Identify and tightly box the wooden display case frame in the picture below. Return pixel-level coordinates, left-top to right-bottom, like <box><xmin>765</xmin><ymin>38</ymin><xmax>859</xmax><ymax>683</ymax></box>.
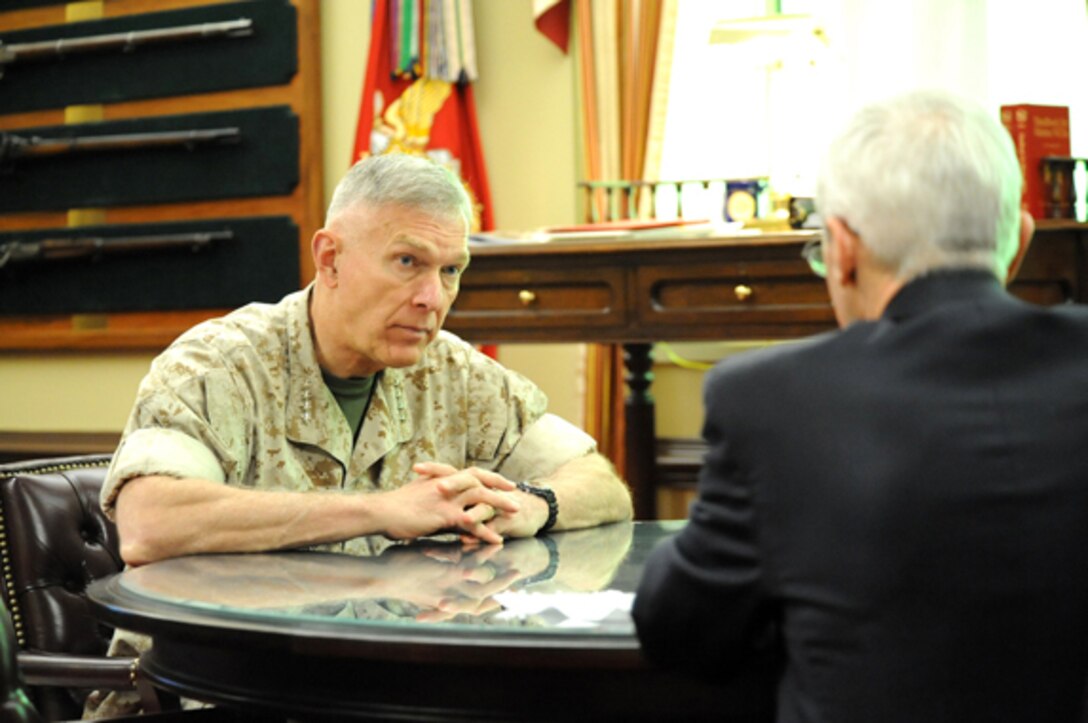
<box><xmin>0</xmin><ymin>0</ymin><xmax>324</xmax><ymax>351</ymax></box>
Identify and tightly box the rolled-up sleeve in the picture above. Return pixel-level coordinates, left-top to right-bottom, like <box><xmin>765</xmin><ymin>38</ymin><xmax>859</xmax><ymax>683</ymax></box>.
<box><xmin>498</xmin><ymin>413</ymin><xmax>597</xmax><ymax>482</ymax></box>
<box><xmin>101</xmin><ymin>355</ymin><xmax>251</xmax><ymax>519</ymax></box>
<box><xmin>102</xmin><ymin>427</ymin><xmax>225</xmax><ymax>519</ymax></box>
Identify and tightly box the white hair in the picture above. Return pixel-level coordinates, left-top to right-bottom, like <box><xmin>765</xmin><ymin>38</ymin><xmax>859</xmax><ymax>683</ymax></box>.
<box><xmin>326</xmin><ymin>153</ymin><xmax>474</xmax><ymax>228</ymax></box>
<box><xmin>816</xmin><ymin>90</ymin><xmax>1022</xmax><ymax>281</ymax></box>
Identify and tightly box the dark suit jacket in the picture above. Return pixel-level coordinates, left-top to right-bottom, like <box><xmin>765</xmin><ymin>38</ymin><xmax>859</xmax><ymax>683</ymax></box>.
<box><xmin>633</xmin><ymin>270</ymin><xmax>1088</xmax><ymax>723</ymax></box>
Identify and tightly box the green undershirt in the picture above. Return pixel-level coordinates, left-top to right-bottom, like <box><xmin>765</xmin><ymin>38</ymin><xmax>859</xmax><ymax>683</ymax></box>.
<box><xmin>321</xmin><ymin>369</ymin><xmax>376</xmax><ymax>442</ymax></box>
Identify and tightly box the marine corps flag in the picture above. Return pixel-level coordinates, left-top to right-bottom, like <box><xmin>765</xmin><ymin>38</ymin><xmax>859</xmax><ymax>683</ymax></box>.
<box><xmin>352</xmin><ymin>0</ymin><xmax>494</xmax><ymax>231</ymax></box>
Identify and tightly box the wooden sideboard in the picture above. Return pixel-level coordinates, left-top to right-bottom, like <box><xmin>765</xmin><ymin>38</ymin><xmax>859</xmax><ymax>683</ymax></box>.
<box><xmin>445</xmin><ymin>221</ymin><xmax>1088</xmax><ymax>519</ymax></box>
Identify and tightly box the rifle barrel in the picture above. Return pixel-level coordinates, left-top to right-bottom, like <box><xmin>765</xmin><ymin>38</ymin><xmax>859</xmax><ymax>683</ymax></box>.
<box><xmin>0</xmin><ymin>18</ymin><xmax>253</xmax><ymax>68</ymax></box>
<box><xmin>0</xmin><ymin>229</ymin><xmax>232</xmax><ymax>268</ymax></box>
<box><xmin>1</xmin><ymin>127</ymin><xmax>241</xmax><ymax>160</ymax></box>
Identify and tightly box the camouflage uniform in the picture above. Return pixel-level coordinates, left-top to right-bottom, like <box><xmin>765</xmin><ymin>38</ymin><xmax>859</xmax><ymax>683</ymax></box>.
<box><xmin>84</xmin><ymin>285</ymin><xmax>595</xmax><ymax>718</ymax></box>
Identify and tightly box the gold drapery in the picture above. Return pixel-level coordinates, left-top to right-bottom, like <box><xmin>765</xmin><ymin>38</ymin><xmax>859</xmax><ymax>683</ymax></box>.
<box><xmin>575</xmin><ymin>0</ymin><xmax>675</xmax><ymax>476</ymax></box>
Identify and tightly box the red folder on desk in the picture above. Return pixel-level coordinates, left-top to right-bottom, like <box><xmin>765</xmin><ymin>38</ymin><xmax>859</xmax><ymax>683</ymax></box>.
<box><xmin>543</xmin><ymin>218</ymin><xmax>709</xmax><ymax>233</ymax></box>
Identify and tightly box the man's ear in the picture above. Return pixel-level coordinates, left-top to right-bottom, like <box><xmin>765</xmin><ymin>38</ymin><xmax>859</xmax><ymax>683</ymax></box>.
<box><xmin>311</xmin><ymin>230</ymin><xmax>339</xmax><ymax>287</ymax></box>
<box><xmin>1004</xmin><ymin>210</ymin><xmax>1035</xmax><ymax>284</ymax></box>
<box><xmin>825</xmin><ymin>216</ymin><xmax>860</xmax><ymax>288</ymax></box>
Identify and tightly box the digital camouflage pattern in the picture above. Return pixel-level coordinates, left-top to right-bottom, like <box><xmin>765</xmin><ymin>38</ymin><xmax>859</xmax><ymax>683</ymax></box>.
<box><xmin>103</xmin><ymin>285</ymin><xmax>596</xmax><ymax>517</ymax></box>
<box><xmin>85</xmin><ymin>285</ymin><xmax>595</xmax><ymax>718</ymax></box>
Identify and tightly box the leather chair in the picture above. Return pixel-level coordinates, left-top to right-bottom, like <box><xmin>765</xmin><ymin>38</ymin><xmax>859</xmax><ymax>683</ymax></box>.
<box><xmin>0</xmin><ymin>454</ymin><xmax>157</xmax><ymax>721</ymax></box>
<box><xmin>1</xmin><ymin>598</ymin><xmax>42</xmax><ymax>723</ymax></box>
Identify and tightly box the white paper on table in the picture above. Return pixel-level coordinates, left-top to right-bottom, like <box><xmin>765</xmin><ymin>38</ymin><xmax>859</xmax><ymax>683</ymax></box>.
<box><xmin>493</xmin><ymin>590</ymin><xmax>635</xmax><ymax>629</ymax></box>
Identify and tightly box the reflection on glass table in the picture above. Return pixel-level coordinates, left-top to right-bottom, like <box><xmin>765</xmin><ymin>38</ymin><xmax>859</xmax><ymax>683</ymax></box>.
<box><xmin>88</xmin><ymin>521</ymin><xmax>774</xmax><ymax>721</ymax></box>
<box><xmin>110</xmin><ymin>520</ymin><xmax>673</xmax><ymax>639</ymax></box>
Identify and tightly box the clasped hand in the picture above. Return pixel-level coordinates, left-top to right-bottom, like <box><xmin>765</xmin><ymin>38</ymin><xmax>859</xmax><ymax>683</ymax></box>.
<box><xmin>381</xmin><ymin>462</ymin><xmax>547</xmax><ymax>545</ymax></box>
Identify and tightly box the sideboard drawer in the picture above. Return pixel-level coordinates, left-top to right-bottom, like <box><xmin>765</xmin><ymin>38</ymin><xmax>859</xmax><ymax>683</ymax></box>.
<box><xmin>636</xmin><ymin>261</ymin><xmax>835</xmax><ymax>337</ymax></box>
<box><xmin>449</xmin><ymin>267</ymin><xmax>627</xmax><ymax>337</ymax></box>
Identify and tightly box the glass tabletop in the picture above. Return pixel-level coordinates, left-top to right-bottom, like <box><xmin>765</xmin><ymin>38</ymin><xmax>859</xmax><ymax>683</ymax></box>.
<box><xmin>96</xmin><ymin>520</ymin><xmax>683</xmax><ymax>643</ymax></box>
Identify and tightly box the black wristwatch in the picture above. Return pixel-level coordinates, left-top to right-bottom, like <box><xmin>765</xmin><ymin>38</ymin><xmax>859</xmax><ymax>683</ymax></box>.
<box><xmin>515</xmin><ymin>482</ymin><xmax>558</xmax><ymax>533</ymax></box>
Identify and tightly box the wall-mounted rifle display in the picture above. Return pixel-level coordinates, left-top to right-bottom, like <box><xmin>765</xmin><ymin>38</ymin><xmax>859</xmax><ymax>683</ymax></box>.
<box><xmin>0</xmin><ymin>217</ymin><xmax>299</xmax><ymax>315</ymax></box>
<box><xmin>0</xmin><ymin>0</ymin><xmax>297</xmax><ymax>113</ymax></box>
<box><xmin>0</xmin><ymin>0</ymin><xmax>322</xmax><ymax>351</ymax></box>
<box><xmin>0</xmin><ymin>17</ymin><xmax>254</xmax><ymax>77</ymax></box>
<box><xmin>0</xmin><ymin>106</ymin><xmax>298</xmax><ymax>212</ymax></box>
<box><xmin>0</xmin><ymin>229</ymin><xmax>231</xmax><ymax>269</ymax></box>
<box><xmin>0</xmin><ymin>127</ymin><xmax>240</xmax><ymax>165</ymax></box>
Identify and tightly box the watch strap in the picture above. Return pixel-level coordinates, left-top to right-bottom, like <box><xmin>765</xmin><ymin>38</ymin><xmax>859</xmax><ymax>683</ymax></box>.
<box><xmin>515</xmin><ymin>481</ymin><xmax>558</xmax><ymax>533</ymax></box>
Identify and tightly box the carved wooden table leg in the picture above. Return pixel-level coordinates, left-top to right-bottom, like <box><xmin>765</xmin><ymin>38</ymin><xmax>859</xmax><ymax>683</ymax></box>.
<box><xmin>623</xmin><ymin>342</ymin><xmax>657</xmax><ymax>519</ymax></box>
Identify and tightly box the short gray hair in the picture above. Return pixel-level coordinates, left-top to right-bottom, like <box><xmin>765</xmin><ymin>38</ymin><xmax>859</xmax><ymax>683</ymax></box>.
<box><xmin>816</xmin><ymin>90</ymin><xmax>1022</xmax><ymax>281</ymax></box>
<box><xmin>326</xmin><ymin>153</ymin><xmax>474</xmax><ymax>228</ymax></box>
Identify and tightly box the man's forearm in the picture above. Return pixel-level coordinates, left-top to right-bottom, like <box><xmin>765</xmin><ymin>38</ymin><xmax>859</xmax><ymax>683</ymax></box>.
<box><xmin>115</xmin><ymin>467</ymin><xmax>524</xmax><ymax>565</ymax></box>
<box><xmin>535</xmin><ymin>453</ymin><xmax>633</xmax><ymax>531</ymax></box>
<box><xmin>115</xmin><ymin>475</ymin><xmax>380</xmax><ymax>566</ymax></box>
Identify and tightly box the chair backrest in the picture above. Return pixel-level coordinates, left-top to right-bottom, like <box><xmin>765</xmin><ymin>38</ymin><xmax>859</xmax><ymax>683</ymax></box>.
<box><xmin>0</xmin><ymin>454</ymin><xmax>120</xmax><ymax>719</ymax></box>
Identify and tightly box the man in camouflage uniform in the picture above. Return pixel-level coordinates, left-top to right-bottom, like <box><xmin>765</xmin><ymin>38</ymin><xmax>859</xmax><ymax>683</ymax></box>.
<box><xmin>85</xmin><ymin>154</ymin><xmax>632</xmax><ymax>717</ymax></box>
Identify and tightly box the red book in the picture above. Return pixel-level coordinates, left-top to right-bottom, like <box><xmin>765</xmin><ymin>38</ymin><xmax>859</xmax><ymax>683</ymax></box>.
<box><xmin>1000</xmin><ymin>104</ymin><xmax>1071</xmax><ymax>219</ymax></box>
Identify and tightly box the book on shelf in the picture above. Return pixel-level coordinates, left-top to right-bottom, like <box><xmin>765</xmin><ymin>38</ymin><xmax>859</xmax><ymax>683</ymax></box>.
<box><xmin>1000</xmin><ymin>104</ymin><xmax>1071</xmax><ymax>219</ymax></box>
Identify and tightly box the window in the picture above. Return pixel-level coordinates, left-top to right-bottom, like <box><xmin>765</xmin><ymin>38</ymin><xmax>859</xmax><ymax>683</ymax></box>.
<box><xmin>655</xmin><ymin>0</ymin><xmax>1088</xmax><ymax>221</ymax></box>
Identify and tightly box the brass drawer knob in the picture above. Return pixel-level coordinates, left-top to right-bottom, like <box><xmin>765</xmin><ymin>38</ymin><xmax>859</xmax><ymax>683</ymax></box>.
<box><xmin>518</xmin><ymin>289</ymin><xmax>537</xmax><ymax>306</ymax></box>
<box><xmin>734</xmin><ymin>284</ymin><xmax>753</xmax><ymax>301</ymax></box>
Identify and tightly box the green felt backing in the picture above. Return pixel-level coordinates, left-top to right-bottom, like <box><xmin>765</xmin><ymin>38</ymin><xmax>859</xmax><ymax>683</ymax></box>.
<box><xmin>0</xmin><ymin>216</ymin><xmax>301</xmax><ymax>314</ymax></box>
<box><xmin>0</xmin><ymin>105</ymin><xmax>299</xmax><ymax>212</ymax></box>
<box><xmin>0</xmin><ymin>1</ymin><xmax>297</xmax><ymax>113</ymax></box>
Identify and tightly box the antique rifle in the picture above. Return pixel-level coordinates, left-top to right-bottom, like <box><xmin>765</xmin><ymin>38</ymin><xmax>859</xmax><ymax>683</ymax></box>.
<box><xmin>0</xmin><ymin>229</ymin><xmax>232</xmax><ymax>269</ymax></box>
<box><xmin>0</xmin><ymin>126</ymin><xmax>241</xmax><ymax>166</ymax></box>
<box><xmin>0</xmin><ymin>18</ymin><xmax>253</xmax><ymax>78</ymax></box>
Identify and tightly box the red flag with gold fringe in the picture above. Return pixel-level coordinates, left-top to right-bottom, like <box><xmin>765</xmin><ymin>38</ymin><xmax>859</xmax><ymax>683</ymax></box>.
<box><xmin>352</xmin><ymin>0</ymin><xmax>494</xmax><ymax>232</ymax></box>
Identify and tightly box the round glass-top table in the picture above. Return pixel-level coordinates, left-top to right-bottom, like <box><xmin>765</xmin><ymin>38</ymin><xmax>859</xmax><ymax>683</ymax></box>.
<box><xmin>88</xmin><ymin>521</ymin><xmax>773</xmax><ymax>721</ymax></box>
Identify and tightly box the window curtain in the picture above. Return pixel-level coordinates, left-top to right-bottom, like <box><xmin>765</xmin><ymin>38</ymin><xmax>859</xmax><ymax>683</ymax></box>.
<box><xmin>574</xmin><ymin>0</ymin><xmax>676</xmax><ymax>476</ymax></box>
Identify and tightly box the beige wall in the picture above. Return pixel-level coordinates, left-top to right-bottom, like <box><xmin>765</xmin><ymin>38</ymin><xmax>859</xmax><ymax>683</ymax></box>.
<box><xmin>472</xmin><ymin>0</ymin><xmax>585</xmax><ymax>427</ymax></box>
<box><xmin>0</xmin><ymin>0</ymin><xmax>628</xmax><ymax>436</ymax></box>
<box><xmin>0</xmin><ymin>353</ymin><xmax>152</xmax><ymax>432</ymax></box>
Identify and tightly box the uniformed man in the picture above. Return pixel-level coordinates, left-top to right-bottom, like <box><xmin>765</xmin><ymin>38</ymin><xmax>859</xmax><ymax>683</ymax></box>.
<box><xmin>84</xmin><ymin>154</ymin><xmax>632</xmax><ymax>717</ymax></box>
<box><xmin>105</xmin><ymin>152</ymin><xmax>632</xmax><ymax>564</ymax></box>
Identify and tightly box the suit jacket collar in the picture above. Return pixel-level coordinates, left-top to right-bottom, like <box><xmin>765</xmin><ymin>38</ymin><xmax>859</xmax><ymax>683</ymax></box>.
<box><xmin>882</xmin><ymin>269</ymin><xmax>1005</xmax><ymax>323</ymax></box>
